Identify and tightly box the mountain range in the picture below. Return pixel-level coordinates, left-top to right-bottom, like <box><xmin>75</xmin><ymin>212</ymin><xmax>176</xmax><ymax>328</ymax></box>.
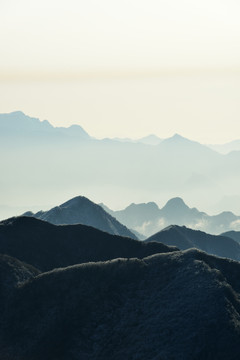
<box><xmin>21</xmin><ymin>194</ymin><xmax>240</xmax><ymax>262</ymax></box>
<box><xmin>23</xmin><ymin>195</ymin><xmax>240</xmax><ymax>239</ymax></box>
<box><xmin>0</xmin><ymin>209</ymin><xmax>240</xmax><ymax>357</ymax></box>
<box><xmin>101</xmin><ymin>197</ymin><xmax>240</xmax><ymax>237</ymax></box>
<box><xmin>2</xmin><ymin>111</ymin><xmax>240</xmax><ymax>217</ymax></box>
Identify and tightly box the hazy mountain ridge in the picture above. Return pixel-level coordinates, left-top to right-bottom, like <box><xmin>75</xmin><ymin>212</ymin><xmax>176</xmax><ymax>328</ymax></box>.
<box><xmin>208</xmin><ymin>139</ymin><xmax>240</xmax><ymax>154</ymax></box>
<box><xmin>2</xmin><ymin>111</ymin><xmax>240</xmax><ymax>218</ymax></box>
<box><xmin>145</xmin><ymin>225</ymin><xmax>240</xmax><ymax>261</ymax></box>
<box><xmin>101</xmin><ymin>197</ymin><xmax>240</xmax><ymax>237</ymax></box>
<box><xmin>0</xmin><ymin>111</ymin><xmax>90</xmax><ymax>143</ymax></box>
<box><xmin>1</xmin><ymin>249</ymin><xmax>240</xmax><ymax>359</ymax></box>
<box><xmin>23</xmin><ymin>196</ymin><xmax>137</xmax><ymax>239</ymax></box>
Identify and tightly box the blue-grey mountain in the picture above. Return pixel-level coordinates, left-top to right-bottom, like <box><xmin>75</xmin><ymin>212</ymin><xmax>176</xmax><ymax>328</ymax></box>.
<box><xmin>101</xmin><ymin>197</ymin><xmax>240</xmax><ymax>237</ymax></box>
<box><xmin>24</xmin><ymin>196</ymin><xmax>137</xmax><ymax>239</ymax></box>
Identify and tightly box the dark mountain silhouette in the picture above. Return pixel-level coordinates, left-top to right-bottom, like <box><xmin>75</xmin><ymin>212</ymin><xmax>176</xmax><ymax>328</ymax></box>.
<box><xmin>0</xmin><ymin>254</ymin><xmax>39</xmax><ymax>308</ymax></box>
<box><xmin>101</xmin><ymin>197</ymin><xmax>240</xmax><ymax>237</ymax></box>
<box><xmin>0</xmin><ymin>216</ymin><xmax>177</xmax><ymax>272</ymax></box>
<box><xmin>145</xmin><ymin>225</ymin><xmax>240</xmax><ymax>261</ymax></box>
<box><xmin>221</xmin><ymin>230</ymin><xmax>240</xmax><ymax>244</ymax></box>
<box><xmin>24</xmin><ymin>196</ymin><xmax>137</xmax><ymax>239</ymax></box>
<box><xmin>1</xmin><ymin>249</ymin><xmax>240</xmax><ymax>359</ymax></box>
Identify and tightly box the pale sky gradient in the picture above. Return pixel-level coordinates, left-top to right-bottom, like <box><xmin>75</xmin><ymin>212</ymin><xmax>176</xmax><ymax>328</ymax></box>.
<box><xmin>1</xmin><ymin>0</ymin><xmax>240</xmax><ymax>142</ymax></box>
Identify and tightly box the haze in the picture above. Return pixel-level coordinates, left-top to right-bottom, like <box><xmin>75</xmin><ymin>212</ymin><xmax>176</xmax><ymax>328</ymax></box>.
<box><xmin>1</xmin><ymin>0</ymin><xmax>240</xmax><ymax>142</ymax></box>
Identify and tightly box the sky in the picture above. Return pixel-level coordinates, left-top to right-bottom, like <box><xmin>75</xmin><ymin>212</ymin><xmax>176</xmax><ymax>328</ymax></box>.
<box><xmin>1</xmin><ymin>0</ymin><xmax>240</xmax><ymax>143</ymax></box>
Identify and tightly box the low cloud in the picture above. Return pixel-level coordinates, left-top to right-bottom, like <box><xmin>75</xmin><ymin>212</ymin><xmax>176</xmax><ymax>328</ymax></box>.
<box><xmin>230</xmin><ymin>220</ymin><xmax>240</xmax><ymax>230</ymax></box>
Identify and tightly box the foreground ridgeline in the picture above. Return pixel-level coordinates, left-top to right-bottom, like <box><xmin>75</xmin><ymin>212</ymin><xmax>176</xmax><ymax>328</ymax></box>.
<box><xmin>1</xmin><ymin>249</ymin><xmax>240</xmax><ymax>359</ymax></box>
<box><xmin>0</xmin><ymin>216</ymin><xmax>177</xmax><ymax>271</ymax></box>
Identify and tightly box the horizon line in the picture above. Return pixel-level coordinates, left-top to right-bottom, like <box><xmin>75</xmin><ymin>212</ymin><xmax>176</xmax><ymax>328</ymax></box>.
<box><xmin>1</xmin><ymin>67</ymin><xmax>240</xmax><ymax>82</ymax></box>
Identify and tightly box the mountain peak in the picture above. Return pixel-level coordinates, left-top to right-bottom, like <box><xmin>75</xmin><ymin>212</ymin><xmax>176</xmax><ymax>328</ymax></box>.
<box><xmin>172</xmin><ymin>133</ymin><xmax>184</xmax><ymax>139</ymax></box>
<box><xmin>138</xmin><ymin>134</ymin><xmax>162</xmax><ymax>145</ymax></box>
<box><xmin>161</xmin><ymin>224</ymin><xmax>186</xmax><ymax>232</ymax></box>
<box><xmin>60</xmin><ymin>196</ymin><xmax>91</xmax><ymax>208</ymax></box>
<box><xmin>163</xmin><ymin>197</ymin><xmax>189</xmax><ymax>210</ymax></box>
<box><xmin>165</xmin><ymin>133</ymin><xmax>190</xmax><ymax>143</ymax></box>
<box><xmin>24</xmin><ymin>195</ymin><xmax>137</xmax><ymax>239</ymax></box>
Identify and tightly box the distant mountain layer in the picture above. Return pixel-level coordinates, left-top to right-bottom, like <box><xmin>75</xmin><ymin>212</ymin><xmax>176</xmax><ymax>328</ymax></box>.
<box><xmin>24</xmin><ymin>196</ymin><xmax>137</xmax><ymax>239</ymax></box>
<box><xmin>0</xmin><ymin>216</ymin><xmax>177</xmax><ymax>271</ymax></box>
<box><xmin>208</xmin><ymin>139</ymin><xmax>240</xmax><ymax>154</ymax></box>
<box><xmin>0</xmin><ymin>111</ymin><xmax>90</xmax><ymax>142</ymax></box>
<box><xmin>145</xmin><ymin>225</ymin><xmax>240</xmax><ymax>261</ymax></box>
<box><xmin>101</xmin><ymin>197</ymin><xmax>240</xmax><ymax>237</ymax></box>
<box><xmin>2</xmin><ymin>111</ymin><xmax>240</xmax><ymax>220</ymax></box>
<box><xmin>1</xmin><ymin>249</ymin><xmax>240</xmax><ymax>359</ymax></box>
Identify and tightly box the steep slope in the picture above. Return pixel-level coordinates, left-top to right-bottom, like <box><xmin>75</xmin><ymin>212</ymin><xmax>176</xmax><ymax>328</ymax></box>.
<box><xmin>0</xmin><ymin>216</ymin><xmax>177</xmax><ymax>271</ymax></box>
<box><xmin>145</xmin><ymin>225</ymin><xmax>240</xmax><ymax>261</ymax></box>
<box><xmin>24</xmin><ymin>196</ymin><xmax>137</xmax><ymax>239</ymax></box>
<box><xmin>1</xmin><ymin>250</ymin><xmax>240</xmax><ymax>359</ymax></box>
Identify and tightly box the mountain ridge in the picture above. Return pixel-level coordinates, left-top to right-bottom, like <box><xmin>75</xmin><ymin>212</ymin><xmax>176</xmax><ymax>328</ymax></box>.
<box><xmin>145</xmin><ymin>224</ymin><xmax>240</xmax><ymax>261</ymax></box>
<box><xmin>0</xmin><ymin>216</ymin><xmax>177</xmax><ymax>271</ymax></box>
<box><xmin>1</xmin><ymin>249</ymin><xmax>240</xmax><ymax>359</ymax></box>
<box><xmin>101</xmin><ymin>197</ymin><xmax>240</xmax><ymax>237</ymax></box>
<box><xmin>23</xmin><ymin>195</ymin><xmax>137</xmax><ymax>239</ymax></box>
